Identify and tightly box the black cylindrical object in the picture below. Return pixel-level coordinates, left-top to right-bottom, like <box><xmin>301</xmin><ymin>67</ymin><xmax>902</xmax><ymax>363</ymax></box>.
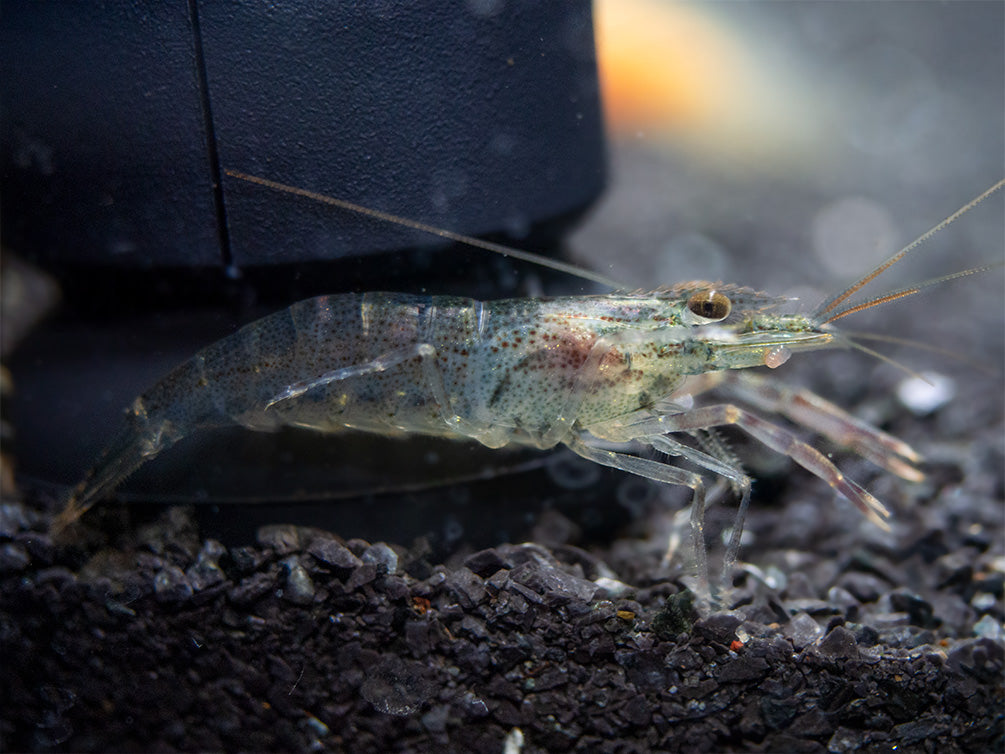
<box><xmin>2</xmin><ymin>2</ymin><xmax>607</xmax><ymax>271</ymax></box>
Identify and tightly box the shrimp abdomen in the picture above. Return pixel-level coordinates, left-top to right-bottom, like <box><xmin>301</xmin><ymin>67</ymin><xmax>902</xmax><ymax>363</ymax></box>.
<box><xmin>57</xmin><ymin>292</ymin><xmax>492</xmax><ymax>529</ymax></box>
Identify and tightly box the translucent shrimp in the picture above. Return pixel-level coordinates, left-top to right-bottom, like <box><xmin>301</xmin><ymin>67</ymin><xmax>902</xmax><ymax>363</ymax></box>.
<box><xmin>55</xmin><ymin>175</ymin><xmax>1004</xmax><ymax>591</ymax></box>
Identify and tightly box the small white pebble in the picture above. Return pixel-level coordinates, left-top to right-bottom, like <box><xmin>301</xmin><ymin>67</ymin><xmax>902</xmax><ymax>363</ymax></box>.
<box><xmin>973</xmin><ymin>615</ymin><xmax>1005</xmax><ymax>641</ymax></box>
<box><xmin>503</xmin><ymin>727</ymin><xmax>525</xmax><ymax>754</ymax></box>
<box><xmin>896</xmin><ymin>372</ymin><xmax>955</xmax><ymax>415</ymax></box>
<box><xmin>593</xmin><ymin>576</ymin><xmax>632</xmax><ymax>596</ymax></box>
<box><xmin>764</xmin><ymin>565</ymin><xmax>787</xmax><ymax>591</ymax></box>
<box><xmin>971</xmin><ymin>592</ymin><xmax>997</xmax><ymax>611</ymax></box>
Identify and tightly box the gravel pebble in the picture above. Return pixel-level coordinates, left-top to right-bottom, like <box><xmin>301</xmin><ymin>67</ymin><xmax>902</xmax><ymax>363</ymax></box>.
<box><xmin>307</xmin><ymin>537</ymin><xmax>362</xmax><ymax>572</ymax></box>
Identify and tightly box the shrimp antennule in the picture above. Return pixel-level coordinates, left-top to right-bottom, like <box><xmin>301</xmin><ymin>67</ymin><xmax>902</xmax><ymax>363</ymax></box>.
<box><xmin>814</xmin><ymin>179</ymin><xmax>1004</xmax><ymax>320</ymax></box>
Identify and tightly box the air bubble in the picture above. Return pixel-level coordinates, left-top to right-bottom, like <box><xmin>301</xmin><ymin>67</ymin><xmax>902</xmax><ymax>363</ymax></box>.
<box><xmin>811</xmin><ymin>197</ymin><xmax>895</xmax><ymax>277</ymax></box>
<box><xmin>547</xmin><ymin>451</ymin><xmax>602</xmax><ymax>490</ymax></box>
<box><xmin>616</xmin><ymin>476</ymin><xmax>656</xmax><ymax>515</ymax></box>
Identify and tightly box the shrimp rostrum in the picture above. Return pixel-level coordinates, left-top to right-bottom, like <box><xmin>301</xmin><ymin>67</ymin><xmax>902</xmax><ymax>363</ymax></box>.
<box><xmin>57</xmin><ymin>176</ymin><xmax>1003</xmax><ymax>588</ymax></box>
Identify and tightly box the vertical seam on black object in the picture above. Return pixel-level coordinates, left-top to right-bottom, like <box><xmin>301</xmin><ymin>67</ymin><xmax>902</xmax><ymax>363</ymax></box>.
<box><xmin>188</xmin><ymin>0</ymin><xmax>233</xmax><ymax>269</ymax></box>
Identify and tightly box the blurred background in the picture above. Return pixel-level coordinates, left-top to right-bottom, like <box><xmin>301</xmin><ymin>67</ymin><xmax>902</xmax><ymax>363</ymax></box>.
<box><xmin>582</xmin><ymin>0</ymin><xmax>1002</xmax><ymax>294</ymax></box>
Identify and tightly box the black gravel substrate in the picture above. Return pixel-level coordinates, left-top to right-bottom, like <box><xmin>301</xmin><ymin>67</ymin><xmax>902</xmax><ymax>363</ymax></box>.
<box><xmin>1</xmin><ymin>413</ymin><xmax>1003</xmax><ymax>754</ymax></box>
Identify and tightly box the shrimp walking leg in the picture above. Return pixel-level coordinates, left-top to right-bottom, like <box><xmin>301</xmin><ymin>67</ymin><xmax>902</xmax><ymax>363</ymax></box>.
<box><xmin>605</xmin><ymin>405</ymin><xmax>891</xmax><ymax>529</ymax></box>
<box><xmin>667</xmin><ymin>370</ymin><xmax>922</xmax><ymax>479</ymax></box>
<box><xmin>565</xmin><ymin>435</ymin><xmax>714</xmax><ymax>593</ymax></box>
<box><xmin>716</xmin><ymin>372</ymin><xmax>923</xmax><ymax>480</ymax></box>
<box><xmin>645</xmin><ymin>435</ymin><xmax>752</xmax><ymax>576</ymax></box>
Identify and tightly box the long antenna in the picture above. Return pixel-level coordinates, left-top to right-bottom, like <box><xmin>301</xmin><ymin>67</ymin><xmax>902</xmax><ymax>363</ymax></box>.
<box><xmin>820</xmin><ymin>263</ymin><xmax>999</xmax><ymax>324</ymax></box>
<box><xmin>224</xmin><ymin>169</ymin><xmax>625</xmax><ymax>290</ymax></box>
<box><xmin>815</xmin><ymin>179</ymin><xmax>1004</xmax><ymax>319</ymax></box>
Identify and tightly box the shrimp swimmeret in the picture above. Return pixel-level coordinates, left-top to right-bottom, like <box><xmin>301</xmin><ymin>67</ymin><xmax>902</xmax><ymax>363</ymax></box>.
<box><xmin>56</xmin><ymin>174</ymin><xmax>1004</xmax><ymax>589</ymax></box>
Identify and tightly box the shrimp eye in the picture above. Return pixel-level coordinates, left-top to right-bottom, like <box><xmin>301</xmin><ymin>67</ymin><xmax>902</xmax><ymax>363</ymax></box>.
<box><xmin>686</xmin><ymin>290</ymin><xmax>731</xmax><ymax>321</ymax></box>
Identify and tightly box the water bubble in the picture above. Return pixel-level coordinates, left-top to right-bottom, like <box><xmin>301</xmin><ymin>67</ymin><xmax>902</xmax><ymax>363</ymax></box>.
<box><xmin>811</xmin><ymin>196</ymin><xmax>896</xmax><ymax>278</ymax></box>
<box><xmin>616</xmin><ymin>476</ymin><xmax>656</xmax><ymax>516</ymax></box>
<box><xmin>442</xmin><ymin>515</ymin><xmax>465</xmax><ymax>546</ymax></box>
<box><xmin>658</xmin><ymin>232</ymin><xmax>728</xmax><ymax>284</ymax></box>
<box><xmin>547</xmin><ymin>450</ymin><xmax>602</xmax><ymax>490</ymax></box>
